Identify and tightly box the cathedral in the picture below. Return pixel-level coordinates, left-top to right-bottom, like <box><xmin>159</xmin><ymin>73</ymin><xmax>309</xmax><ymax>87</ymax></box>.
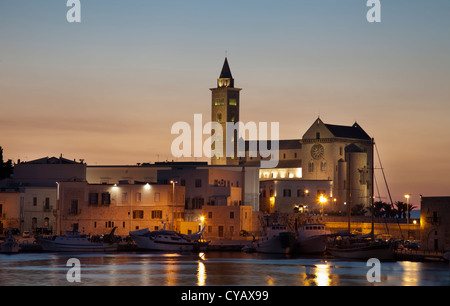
<box><xmin>210</xmin><ymin>58</ymin><xmax>374</xmax><ymax>215</ymax></box>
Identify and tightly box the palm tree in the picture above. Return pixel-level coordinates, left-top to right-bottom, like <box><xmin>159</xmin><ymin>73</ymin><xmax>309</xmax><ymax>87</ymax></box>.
<box><xmin>351</xmin><ymin>203</ymin><xmax>368</xmax><ymax>216</ymax></box>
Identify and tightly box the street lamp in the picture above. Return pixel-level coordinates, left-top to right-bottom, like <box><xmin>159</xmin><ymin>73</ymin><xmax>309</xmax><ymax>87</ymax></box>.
<box><xmin>170</xmin><ymin>180</ymin><xmax>178</xmax><ymax>231</ymax></box>
<box><xmin>404</xmin><ymin>194</ymin><xmax>411</xmax><ymax>225</ymax></box>
<box><xmin>319</xmin><ymin>195</ymin><xmax>327</xmax><ymax>216</ymax></box>
<box><xmin>404</xmin><ymin>194</ymin><xmax>411</xmax><ymax>239</ymax></box>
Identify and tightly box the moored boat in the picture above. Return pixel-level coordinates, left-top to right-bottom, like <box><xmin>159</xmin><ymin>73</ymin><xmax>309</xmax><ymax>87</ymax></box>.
<box><xmin>0</xmin><ymin>231</ymin><xmax>20</xmax><ymax>254</ymax></box>
<box><xmin>326</xmin><ymin>232</ymin><xmax>395</xmax><ymax>260</ymax></box>
<box><xmin>130</xmin><ymin>226</ymin><xmax>209</xmax><ymax>252</ymax></box>
<box><xmin>35</xmin><ymin>227</ymin><xmax>119</xmax><ymax>252</ymax></box>
<box><xmin>295</xmin><ymin>223</ymin><xmax>330</xmax><ymax>254</ymax></box>
<box><xmin>253</xmin><ymin>224</ymin><xmax>296</xmax><ymax>254</ymax></box>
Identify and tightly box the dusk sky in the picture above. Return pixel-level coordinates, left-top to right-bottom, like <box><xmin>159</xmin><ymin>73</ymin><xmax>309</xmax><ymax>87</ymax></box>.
<box><xmin>1</xmin><ymin>0</ymin><xmax>449</xmax><ymax>206</ymax></box>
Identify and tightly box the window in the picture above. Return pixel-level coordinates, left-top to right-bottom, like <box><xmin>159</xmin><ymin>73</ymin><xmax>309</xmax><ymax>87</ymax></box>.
<box><xmin>214</xmin><ymin>98</ymin><xmax>225</xmax><ymax>106</ymax></box>
<box><xmin>154</xmin><ymin>192</ymin><xmax>160</xmax><ymax>202</ymax></box>
<box><xmin>208</xmin><ymin>212</ymin><xmax>213</xmax><ymax>219</ymax></box>
<box><xmin>230</xmin><ymin>212</ymin><xmax>235</xmax><ymax>219</ymax></box>
<box><xmin>297</xmin><ymin>189</ymin><xmax>305</xmax><ymax>197</ymax></box>
<box><xmin>33</xmin><ymin>197</ymin><xmax>37</xmax><ymax>206</ymax></box>
<box><xmin>136</xmin><ymin>192</ymin><xmax>141</xmax><ymax>202</ymax></box>
<box><xmin>308</xmin><ymin>161</ymin><xmax>314</xmax><ymax>172</ymax></box>
<box><xmin>195</xmin><ymin>179</ymin><xmax>202</xmax><ymax>188</ymax></box>
<box><xmin>133</xmin><ymin>210</ymin><xmax>144</xmax><ymax>219</ymax></box>
<box><xmin>44</xmin><ymin>197</ymin><xmax>51</xmax><ymax>210</ymax></box>
<box><xmin>321</xmin><ymin>161</ymin><xmax>327</xmax><ymax>171</ymax></box>
<box><xmin>229</xmin><ymin>99</ymin><xmax>237</xmax><ymax>106</ymax></box>
<box><xmin>70</xmin><ymin>200</ymin><xmax>78</xmax><ymax>214</ymax></box>
<box><xmin>89</xmin><ymin>193</ymin><xmax>98</xmax><ymax>205</ymax></box>
<box><xmin>122</xmin><ymin>193</ymin><xmax>128</xmax><ymax>202</ymax></box>
<box><xmin>217</xmin><ymin>113</ymin><xmax>222</xmax><ymax>122</ymax></box>
<box><xmin>151</xmin><ymin>210</ymin><xmax>162</xmax><ymax>219</ymax></box>
<box><xmin>316</xmin><ymin>132</ymin><xmax>320</xmax><ymax>139</ymax></box>
<box><xmin>191</xmin><ymin>197</ymin><xmax>204</xmax><ymax>209</ymax></box>
<box><xmin>101</xmin><ymin>193</ymin><xmax>111</xmax><ymax>205</ymax></box>
<box><xmin>283</xmin><ymin>189</ymin><xmax>291</xmax><ymax>197</ymax></box>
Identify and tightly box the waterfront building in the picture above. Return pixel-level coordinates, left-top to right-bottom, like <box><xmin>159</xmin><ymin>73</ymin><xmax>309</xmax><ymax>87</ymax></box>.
<box><xmin>86</xmin><ymin>162</ymin><xmax>261</xmax><ymax>238</ymax></box>
<box><xmin>0</xmin><ymin>156</ymin><xmax>85</xmax><ymax>234</ymax></box>
<box><xmin>201</xmin><ymin>205</ymin><xmax>253</xmax><ymax>240</ymax></box>
<box><xmin>420</xmin><ymin>196</ymin><xmax>450</xmax><ymax>252</ymax></box>
<box><xmin>57</xmin><ymin>181</ymin><xmax>187</xmax><ymax>236</ymax></box>
<box><xmin>0</xmin><ymin>189</ymin><xmax>21</xmax><ymax>232</ymax></box>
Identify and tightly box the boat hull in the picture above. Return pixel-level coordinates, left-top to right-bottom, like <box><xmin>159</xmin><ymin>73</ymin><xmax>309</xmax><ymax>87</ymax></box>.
<box><xmin>130</xmin><ymin>235</ymin><xmax>201</xmax><ymax>252</ymax></box>
<box><xmin>327</xmin><ymin>243</ymin><xmax>395</xmax><ymax>260</ymax></box>
<box><xmin>35</xmin><ymin>237</ymin><xmax>118</xmax><ymax>252</ymax></box>
<box><xmin>296</xmin><ymin>235</ymin><xmax>328</xmax><ymax>254</ymax></box>
<box><xmin>0</xmin><ymin>242</ymin><xmax>20</xmax><ymax>254</ymax></box>
<box><xmin>255</xmin><ymin>232</ymin><xmax>296</xmax><ymax>254</ymax></box>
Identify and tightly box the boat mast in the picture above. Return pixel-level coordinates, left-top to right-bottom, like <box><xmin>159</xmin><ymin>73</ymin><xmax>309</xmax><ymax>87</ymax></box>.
<box><xmin>371</xmin><ymin>138</ymin><xmax>375</xmax><ymax>241</ymax></box>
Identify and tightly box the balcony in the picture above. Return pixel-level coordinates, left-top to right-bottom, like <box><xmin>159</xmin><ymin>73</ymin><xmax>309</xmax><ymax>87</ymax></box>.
<box><xmin>68</xmin><ymin>208</ymin><xmax>82</xmax><ymax>216</ymax></box>
<box><xmin>43</xmin><ymin>205</ymin><xmax>53</xmax><ymax>212</ymax></box>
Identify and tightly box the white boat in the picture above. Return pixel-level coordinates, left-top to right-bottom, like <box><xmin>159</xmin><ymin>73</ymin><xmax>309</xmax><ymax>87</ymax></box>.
<box><xmin>295</xmin><ymin>223</ymin><xmax>331</xmax><ymax>254</ymax></box>
<box><xmin>0</xmin><ymin>231</ymin><xmax>20</xmax><ymax>254</ymax></box>
<box><xmin>35</xmin><ymin>227</ymin><xmax>118</xmax><ymax>252</ymax></box>
<box><xmin>130</xmin><ymin>226</ymin><xmax>209</xmax><ymax>252</ymax></box>
<box><xmin>254</xmin><ymin>224</ymin><xmax>296</xmax><ymax>254</ymax></box>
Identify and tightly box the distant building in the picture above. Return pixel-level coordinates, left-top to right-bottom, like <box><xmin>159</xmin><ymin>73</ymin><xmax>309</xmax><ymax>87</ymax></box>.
<box><xmin>57</xmin><ymin>181</ymin><xmax>186</xmax><ymax>236</ymax></box>
<box><xmin>0</xmin><ymin>156</ymin><xmax>85</xmax><ymax>234</ymax></box>
<box><xmin>420</xmin><ymin>196</ymin><xmax>450</xmax><ymax>252</ymax></box>
<box><xmin>0</xmin><ymin>189</ymin><xmax>21</xmax><ymax>232</ymax></box>
<box><xmin>201</xmin><ymin>205</ymin><xmax>253</xmax><ymax>240</ymax></box>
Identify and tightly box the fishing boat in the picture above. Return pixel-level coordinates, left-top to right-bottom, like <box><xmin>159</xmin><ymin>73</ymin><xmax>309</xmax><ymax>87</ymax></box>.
<box><xmin>130</xmin><ymin>226</ymin><xmax>209</xmax><ymax>252</ymax></box>
<box><xmin>326</xmin><ymin>232</ymin><xmax>394</xmax><ymax>260</ymax></box>
<box><xmin>253</xmin><ymin>224</ymin><xmax>296</xmax><ymax>254</ymax></box>
<box><xmin>0</xmin><ymin>231</ymin><xmax>20</xmax><ymax>254</ymax></box>
<box><xmin>295</xmin><ymin>223</ymin><xmax>330</xmax><ymax>254</ymax></box>
<box><xmin>35</xmin><ymin>227</ymin><xmax>118</xmax><ymax>252</ymax></box>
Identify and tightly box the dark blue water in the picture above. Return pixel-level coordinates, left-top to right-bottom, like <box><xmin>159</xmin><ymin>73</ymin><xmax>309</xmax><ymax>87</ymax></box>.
<box><xmin>0</xmin><ymin>252</ymin><xmax>448</xmax><ymax>286</ymax></box>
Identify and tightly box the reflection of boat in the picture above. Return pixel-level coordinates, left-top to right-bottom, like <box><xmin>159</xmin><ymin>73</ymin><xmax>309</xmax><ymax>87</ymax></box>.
<box><xmin>130</xmin><ymin>226</ymin><xmax>209</xmax><ymax>252</ymax></box>
<box><xmin>35</xmin><ymin>227</ymin><xmax>118</xmax><ymax>252</ymax></box>
<box><xmin>0</xmin><ymin>231</ymin><xmax>20</xmax><ymax>254</ymax></box>
<box><xmin>326</xmin><ymin>232</ymin><xmax>394</xmax><ymax>260</ymax></box>
<box><xmin>295</xmin><ymin>223</ymin><xmax>330</xmax><ymax>254</ymax></box>
<box><xmin>253</xmin><ymin>224</ymin><xmax>296</xmax><ymax>254</ymax></box>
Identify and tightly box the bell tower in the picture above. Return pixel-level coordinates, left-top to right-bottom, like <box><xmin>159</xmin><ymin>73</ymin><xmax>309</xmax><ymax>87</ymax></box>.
<box><xmin>210</xmin><ymin>58</ymin><xmax>241</xmax><ymax>165</ymax></box>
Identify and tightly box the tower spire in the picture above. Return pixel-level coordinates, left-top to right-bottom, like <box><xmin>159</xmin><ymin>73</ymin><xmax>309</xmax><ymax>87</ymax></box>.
<box><xmin>218</xmin><ymin>57</ymin><xmax>234</xmax><ymax>88</ymax></box>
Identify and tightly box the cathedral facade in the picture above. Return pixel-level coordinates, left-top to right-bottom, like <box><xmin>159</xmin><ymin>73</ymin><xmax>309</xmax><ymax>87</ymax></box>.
<box><xmin>210</xmin><ymin>58</ymin><xmax>374</xmax><ymax>215</ymax></box>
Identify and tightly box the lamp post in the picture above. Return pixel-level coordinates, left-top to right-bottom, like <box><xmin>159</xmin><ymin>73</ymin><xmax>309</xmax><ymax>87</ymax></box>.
<box><xmin>319</xmin><ymin>195</ymin><xmax>327</xmax><ymax>216</ymax></box>
<box><xmin>404</xmin><ymin>194</ymin><xmax>411</xmax><ymax>239</ymax></box>
<box><xmin>170</xmin><ymin>180</ymin><xmax>177</xmax><ymax>231</ymax></box>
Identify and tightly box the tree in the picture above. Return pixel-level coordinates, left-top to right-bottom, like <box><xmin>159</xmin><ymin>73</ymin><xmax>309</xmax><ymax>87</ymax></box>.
<box><xmin>351</xmin><ymin>203</ymin><xmax>368</xmax><ymax>216</ymax></box>
<box><xmin>0</xmin><ymin>146</ymin><xmax>13</xmax><ymax>180</ymax></box>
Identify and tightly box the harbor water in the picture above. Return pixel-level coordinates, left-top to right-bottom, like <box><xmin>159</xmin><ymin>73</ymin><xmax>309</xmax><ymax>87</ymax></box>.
<box><xmin>0</xmin><ymin>251</ymin><xmax>449</xmax><ymax>286</ymax></box>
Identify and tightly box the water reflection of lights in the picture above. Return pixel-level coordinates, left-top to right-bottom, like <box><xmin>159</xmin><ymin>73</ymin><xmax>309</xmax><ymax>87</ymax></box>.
<box><xmin>197</xmin><ymin>261</ymin><xmax>206</xmax><ymax>286</ymax></box>
<box><xmin>399</xmin><ymin>261</ymin><xmax>420</xmax><ymax>286</ymax></box>
<box><xmin>315</xmin><ymin>264</ymin><xmax>331</xmax><ymax>286</ymax></box>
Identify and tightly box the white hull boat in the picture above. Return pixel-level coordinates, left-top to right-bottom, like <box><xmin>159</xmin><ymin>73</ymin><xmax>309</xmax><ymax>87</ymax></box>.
<box><xmin>130</xmin><ymin>227</ymin><xmax>209</xmax><ymax>252</ymax></box>
<box><xmin>35</xmin><ymin>227</ymin><xmax>118</xmax><ymax>252</ymax></box>
<box><xmin>254</xmin><ymin>224</ymin><xmax>296</xmax><ymax>254</ymax></box>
